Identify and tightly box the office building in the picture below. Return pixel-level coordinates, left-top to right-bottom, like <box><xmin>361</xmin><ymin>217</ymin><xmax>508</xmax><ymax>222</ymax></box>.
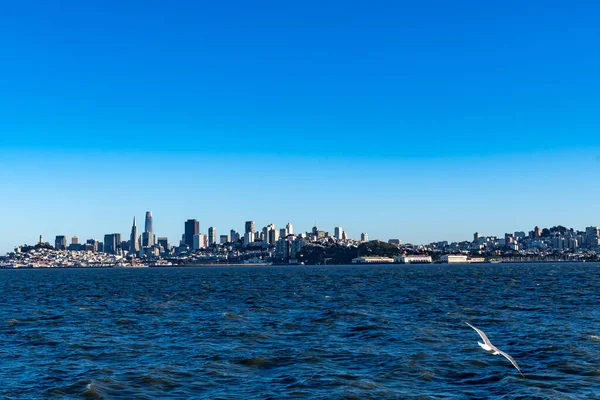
<box><xmin>157</xmin><ymin>237</ymin><xmax>169</xmax><ymax>252</ymax></box>
<box><xmin>86</xmin><ymin>239</ymin><xmax>98</xmax><ymax>252</ymax></box>
<box><xmin>334</xmin><ymin>227</ymin><xmax>343</xmax><ymax>240</ymax></box>
<box><xmin>185</xmin><ymin>219</ymin><xmax>199</xmax><ymax>248</ymax></box>
<box><xmin>244</xmin><ymin>232</ymin><xmax>254</xmax><ymax>246</ymax></box>
<box><xmin>279</xmin><ymin>228</ymin><xmax>287</xmax><ymax>239</ymax></box>
<box><xmin>71</xmin><ymin>236</ymin><xmax>79</xmax><ymax>245</ymax></box>
<box><xmin>220</xmin><ymin>235</ymin><xmax>230</xmax><ymax>244</ymax></box>
<box><xmin>130</xmin><ymin>217</ymin><xmax>140</xmax><ymax>254</ymax></box>
<box><xmin>55</xmin><ymin>235</ymin><xmax>67</xmax><ymax>250</ymax></box>
<box><xmin>361</xmin><ymin>233</ymin><xmax>368</xmax><ymax>242</ymax></box>
<box><xmin>208</xmin><ymin>226</ymin><xmax>217</xmax><ymax>246</ymax></box>
<box><xmin>245</xmin><ymin>221</ymin><xmax>255</xmax><ymax>235</ymax></box>
<box><xmin>286</xmin><ymin>222</ymin><xmax>293</xmax><ymax>235</ymax></box>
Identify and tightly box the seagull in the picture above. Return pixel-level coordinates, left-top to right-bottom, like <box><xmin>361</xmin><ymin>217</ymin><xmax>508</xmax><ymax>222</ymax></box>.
<box><xmin>465</xmin><ymin>321</ymin><xmax>524</xmax><ymax>376</ymax></box>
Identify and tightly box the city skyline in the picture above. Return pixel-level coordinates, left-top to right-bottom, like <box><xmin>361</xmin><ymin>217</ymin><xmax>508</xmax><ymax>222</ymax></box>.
<box><xmin>2</xmin><ymin>2</ymin><xmax>600</xmax><ymax>253</ymax></box>
<box><xmin>7</xmin><ymin>208</ymin><xmax>600</xmax><ymax>255</ymax></box>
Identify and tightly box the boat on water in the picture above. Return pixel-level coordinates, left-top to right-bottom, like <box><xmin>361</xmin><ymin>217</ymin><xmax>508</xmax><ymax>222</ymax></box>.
<box><xmin>489</xmin><ymin>259</ymin><xmax>502</xmax><ymax>264</ymax></box>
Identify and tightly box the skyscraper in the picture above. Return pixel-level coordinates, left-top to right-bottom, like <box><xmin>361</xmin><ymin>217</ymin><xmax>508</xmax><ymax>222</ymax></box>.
<box><xmin>130</xmin><ymin>217</ymin><xmax>140</xmax><ymax>254</ymax></box>
<box><xmin>361</xmin><ymin>233</ymin><xmax>368</xmax><ymax>242</ymax></box>
<box><xmin>71</xmin><ymin>236</ymin><xmax>79</xmax><ymax>245</ymax></box>
<box><xmin>143</xmin><ymin>211</ymin><xmax>154</xmax><ymax>246</ymax></box>
<box><xmin>245</xmin><ymin>221</ymin><xmax>255</xmax><ymax>235</ymax></box>
<box><xmin>184</xmin><ymin>219</ymin><xmax>199</xmax><ymax>248</ymax></box>
<box><xmin>104</xmin><ymin>233</ymin><xmax>117</xmax><ymax>254</ymax></box>
<box><xmin>208</xmin><ymin>227</ymin><xmax>217</xmax><ymax>246</ymax></box>
<box><xmin>145</xmin><ymin>211</ymin><xmax>153</xmax><ymax>235</ymax></box>
<box><xmin>286</xmin><ymin>222</ymin><xmax>293</xmax><ymax>235</ymax></box>
<box><xmin>335</xmin><ymin>227</ymin><xmax>343</xmax><ymax>240</ymax></box>
<box><xmin>55</xmin><ymin>235</ymin><xmax>66</xmax><ymax>250</ymax></box>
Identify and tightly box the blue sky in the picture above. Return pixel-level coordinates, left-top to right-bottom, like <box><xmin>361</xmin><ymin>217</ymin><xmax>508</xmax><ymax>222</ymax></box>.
<box><xmin>2</xmin><ymin>1</ymin><xmax>600</xmax><ymax>252</ymax></box>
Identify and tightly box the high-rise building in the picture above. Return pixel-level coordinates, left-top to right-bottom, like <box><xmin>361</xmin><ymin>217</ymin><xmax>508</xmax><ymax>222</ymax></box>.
<box><xmin>130</xmin><ymin>217</ymin><xmax>140</xmax><ymax>254</ymax></box>
<box><xmin>103</xmin><ymin>234</ymin><xmax>117</xmax><ymax>254</ymax></box>
<box><xmin>145</xmin><ymin>211</ymin><xmax>153</xmax><ymax>235</ymax></box>
<box><xmin>208</xmin><ymin>227</ymin><xmax>217</xmax><ymax>246</ymax></box>
<box><xmin>334</xmin><ymin>227</ymin><xmax>343</xmax><ymax>240</ymax></box>
<box><xmin>230</xmin><ymin>229</ymin><xmax>239</xmax><ymax>243</ymax></box>
<box><xmin>244</xmin><ymin>232</ymin><xmax>254</xmax><ymax>246</ymax></box>
<box><xmin>534</xmin><ymin>226</ymin><xmax>542</xmax><ymax>238</ymax></box>
<box><xmin>157</xmin><ymin>237</ymin><xmax>169</xmax><ymax>252</ymax></box>
<box><xmin>71</xmin><ymin>236</ymin><xmax>79</xmax><ymax>245</ymax></box>
<box><xmin>193</xmin><ymin>234</ymin><xmax>202</xmax><ymax>251</ymax></box>
<box><xmin>473</xmin><ymin>232</ymin><xmax>481</xmax><ymax>242</ymax></box>
<box><xmin>55</xmin><ymin>235</ymin><xmax>66</xmax><ymax>250</ymax></box>
<box><xmin>361</xmin><ymin>233</ymin><xmax>368</xmax><ymax>242</ymax></box>
<box><xmin>245</xmin><ymin>221</ymin><xmax>255</xmax><ymax>235</ymax></box>
<box><xmin>185</xmin><ymin>219</ymin><xmax>199</xmax><ymax>248</ymax></box>
<box><xmin>286</xmin><ymin>223</ymin><xmax>293</xmax><ymax>235</ymax></box>
<box><xmin>279</xmin><ymin>228</ymin><xmax>287</xmax><ymax>238</ymax></box>
<box><xmin>86</xmin><ymin>239</ymin><xmax>99</xmax><ymax>252</ymax></box>
<box><xmin>220</xmin><ymin>235</ymin><xmax>230</xmax><ymax>244</ymax></box>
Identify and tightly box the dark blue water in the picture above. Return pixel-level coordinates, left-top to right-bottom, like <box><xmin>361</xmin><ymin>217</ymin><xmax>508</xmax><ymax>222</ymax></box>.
<box><xmin>1</xmin><ymin>263</ymin><xmax>599</xmax><ymax>399</ymax></box>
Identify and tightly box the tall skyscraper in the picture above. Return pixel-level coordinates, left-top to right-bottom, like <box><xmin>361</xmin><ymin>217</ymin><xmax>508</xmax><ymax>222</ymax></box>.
<box><xmin>71</xmin><ymin>236</ymin><xmax>79</xmax><ymax>245</ymax></box>
<box><xmin>208</xmin><ymin>227</ymin><xmax>217</xmax><ymax>246</ymax></box>
<box><xmin>130</xmin><ymin>217</ymin><xmax>140</xmax><ymax>254</ymax></box>
<box><xmin>245</xmin><ymin>221</ymin><xmax>255</xmax><ymax>235</ymax></box>
<box><xmin>361</xmin><ymin>233</ymin><xmax>368</xmax><ymax>242</ymax></box>
<box><xmin>55</xmin><ymin>235</ymin><xmax>66</xmax><ymax>250</ymax></box>
<box><xmin>184</xmin><ymin>219</ymin><xmax>199</xmax><ymax>248</ymax></box>
<box><xmin>145</xmin><ymin>211</ymin><xmax>153</xmax><ymax>234</ymax></box>
<box><xmin>104</xmin><ymin>234</ymin><xmax>117</xmax><ymax>254</ymax></box>
<box><xmin>335</xmin><ymin>227</ymin><xmax>343</xmax><ymax>240</ymax></box>
<box><xmin>286</xmin><ymin>222</ymin><xmax>293</xmax><ymax>235</ymax></box>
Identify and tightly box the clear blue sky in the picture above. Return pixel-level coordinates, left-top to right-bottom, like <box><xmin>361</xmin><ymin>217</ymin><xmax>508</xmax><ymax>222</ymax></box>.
<box><xmin>2</xmin><ymin>0</ymin><xmax>600</xmax><ymax>253</ymax></box>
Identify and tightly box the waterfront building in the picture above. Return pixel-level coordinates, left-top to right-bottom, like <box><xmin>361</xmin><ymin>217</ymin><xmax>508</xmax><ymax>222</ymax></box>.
<box><xmin>220</xmin><ymin>235</ymin><xmax>229</xmax><ymax>244</ymax></box>
<box><xmin>130</xmin><ymin>217</ymin><xmax>140</xmax><ymax>254</ymax></box>
<box><xmin>395</xmin><ymin>255</ymin><xmax>432</xmax><ymax>264</ymax></box>
<box><xmin>208</xmin><ymin>227</ymin><xmax>217</xmax><ymax>246</ymax></box>
<box><xmin>334</xmin><ymin>227</ymin><xmax>343</xmax><ymax>241</ymax></box>
<box><xmin>185</xmin><ymin>219</ymin><xmax>199</xmax><ymax>249</ymax></box>
<box><xmin>55</xmin><ymin>235</ymin><xmax>67</xmax><ymax>250</ymax></box>
<box><xmin>245</xmin><ymin>221</ymin><xmax>255</xmax><ymax>235</ymax></box>
<box><xmin>440</xmin><ymin>254</ymin><xmax>469</xmax><ymax>264</ymax></box>
<box><xmin>351</xmin><ymin>256</ymin><xmax>394</xmax><ymax>264</ymax></box>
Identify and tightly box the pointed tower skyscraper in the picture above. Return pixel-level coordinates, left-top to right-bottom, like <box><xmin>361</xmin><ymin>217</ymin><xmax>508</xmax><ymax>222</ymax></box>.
<box><xmin>130</xmin><ymin>216</ymin><xmax>140</xmax><ymax>254</ymax></box>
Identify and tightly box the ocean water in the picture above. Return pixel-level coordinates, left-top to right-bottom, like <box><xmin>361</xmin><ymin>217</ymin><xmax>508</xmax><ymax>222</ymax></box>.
<box><xmin>1</xmin><ymin>263</ymin><xmax>599</xmax><ymax>399</ymax></box>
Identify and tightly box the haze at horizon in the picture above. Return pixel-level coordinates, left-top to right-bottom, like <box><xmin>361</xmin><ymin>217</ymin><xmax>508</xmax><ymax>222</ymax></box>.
<box><xmin>2</xmin><ymin>0</ymin><xmax>600</xmax><ymax>253</ymax></box>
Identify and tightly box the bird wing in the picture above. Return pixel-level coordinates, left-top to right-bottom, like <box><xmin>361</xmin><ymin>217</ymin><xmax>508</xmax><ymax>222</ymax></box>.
<box><xmin>497</xmin><ymin>349</ymin><xmax>524</xmax><ymax>376</ymax></box>
<box><xmin>465</xmin><ymin>321</ymin><xmax>492</xmax><ymax>346</ymax></box>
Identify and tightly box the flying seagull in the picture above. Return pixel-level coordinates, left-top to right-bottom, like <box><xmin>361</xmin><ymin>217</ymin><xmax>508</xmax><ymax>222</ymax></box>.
<box><xmin>465</xmin><ymin>321</ymin><xmax>524</xmax><ymax>376</ymax></box>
